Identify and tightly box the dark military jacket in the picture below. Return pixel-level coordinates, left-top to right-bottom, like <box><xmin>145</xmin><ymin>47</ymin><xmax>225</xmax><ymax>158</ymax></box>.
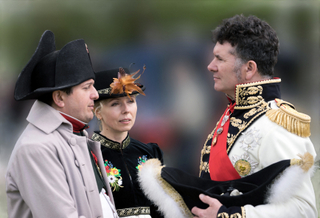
<box><xmin>92</xmin><ymin>132</ymin><xmax>164</xmax><ymax>218</ymax></box>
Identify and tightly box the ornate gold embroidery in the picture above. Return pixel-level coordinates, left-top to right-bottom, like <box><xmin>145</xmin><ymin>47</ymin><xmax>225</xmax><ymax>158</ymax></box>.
<box><xmin>230</xmin><ymin>118</ymin><xmax>247</xmax><ymax>130</ymax></box>
<box><xmin>200</xmin><ymin>142</ymin><xmax>211</xmax><ymax>158</ymax></box>
<box><xmin>199</xmin><ymin>127</ymin><xmax>217</xmax><ymax>176</ymax></box>
<box><xmin>241</xmin><ymin>206</ymin><xmax>246</xmax><ymax>218</ymax></box>
<box><xmin>205</xmin><ymin>146</ymin><xmax>211</xmax><ymax>154</ymax></box>
<box><xmin>199</xmin><ymin>145</ymin><xmax>210</xmax><ymax>173</ymax></box>
<box><xmin>92</xmin><ymin>133</ymin><xmax>131</xmax><ymax>150</ymax></box>
<box><xmin>235</xmin><ymin>78</ymin><xmax>281</xmax><ymax>108</ymax></box>
<box><xmin>247</xmin><ymin>96</ymin><xmax>262</xmax><ymax>105</ymax></box>
<box><xmin>200</xmin><ymin>162</ymin><xmax>209</xmax><ymax>173</ymax></box>
<box><xmin>227</xmin><ymin>133</ymin><xmax>236</xmax><ymax>145</ymax></box>
<box><xmin>244</xmin><ymin>108</ymin><xmax>257</xmax><ymax>119</ymax></box>
<box><xmin>227</xmin><ymin>101</ymin><xmax>269</xmax><ymax>153</ymax></box>
<box><xmin>244</xmin><ymin>103</ymin><xmax>265</xmax><ymax>119</ymax></box>
<box><xmin>199</xmin><ymin>158</ymin><xmax>205</xmax><ymax>176</ymax></box>
<box><xmin>199</xmin><ymin>159</ymin><xmax>204</xmax><ymax>175</ymax></box>
<box><xmin>238</xmin><ymin>122</ymin><xmax>247</xmax><ymax>131</ymax></box>
<box><xmin>230</xmin><ymin>118</ymin><xmax>242</xmax><ymax>127</ymax></box>
<box><xmin>117</xmin><ymin>207</ymin><xmax>150</xmax><ymax>217</ymax></box>
<box><xmin>248</xmin><ymin>86</ymin><xmax>263</xmax><ymax>95</ymax></box>
<box><xmin>238</xmin><ymin>86</ymin><xmax>263</xmax><ymax>97</ymax></box>
<box><xmin>218</xmin><ymin>212</ymin><xmax>242</xmax><ymax>218</ymax></box>
<box><xmin>231</xmin><ymin>213</ymin><xmax>242</xmax><ymax>218</ymax></box>
<box><xmin>207</xmin><ymin>131</ymin><xmax>214</xmax><ymax>140</ymax></box>
<box><xmin>218</xmin><ymin>212</ymin><xmax>229</xmax><ymax>218</ymax></box>
<box><xmin>200</xmin><ymin>80</ymin><xmax>273</xmax><ymax>169</ymax></box>
<box><xmin>238</xmin><ymin>96</ymin><xmax>263</xmax><ymax>106</ymax></box>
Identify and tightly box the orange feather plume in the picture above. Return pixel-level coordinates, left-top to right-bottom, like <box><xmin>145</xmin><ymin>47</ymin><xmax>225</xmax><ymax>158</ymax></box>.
<box><xmin>110</xmin><ymin>66</ymin><xmax>146</xmax><ymax>99</ymax></box>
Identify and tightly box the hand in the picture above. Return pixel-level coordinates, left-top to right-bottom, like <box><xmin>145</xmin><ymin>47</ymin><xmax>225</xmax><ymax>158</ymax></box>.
<box><xmin>191</xmin><ymin>194</ymin><xmax>222</xmax><ymax>218</ymax></box>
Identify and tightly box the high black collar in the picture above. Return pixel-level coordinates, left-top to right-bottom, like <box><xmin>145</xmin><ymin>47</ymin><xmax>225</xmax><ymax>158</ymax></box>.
<box><xmin>92</xmin><ymin>132</ymin><xmax>131</xmax><ymax>150</ymax></box>
<box><xmin>228</xmin><ymin>78</ymin><xmax>281</xmax><ymax>109</ymax></box>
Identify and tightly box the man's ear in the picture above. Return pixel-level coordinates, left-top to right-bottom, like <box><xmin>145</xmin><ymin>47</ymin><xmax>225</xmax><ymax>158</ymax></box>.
<box><xmin>245</xmin><ymin>60</ymin><xmax>258</xmax><ymax>80</ymax></box>
<box><xmin>52</xmin><ymin>90</ymin><xmax>65</xmax><ymax>108</ymax></box>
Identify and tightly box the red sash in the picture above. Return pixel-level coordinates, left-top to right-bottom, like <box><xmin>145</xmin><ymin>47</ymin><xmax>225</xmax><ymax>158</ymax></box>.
<box><xmin>209</xmin><ymin>103</ymin><xmax>241</xmax><ymax>181</ymax></box>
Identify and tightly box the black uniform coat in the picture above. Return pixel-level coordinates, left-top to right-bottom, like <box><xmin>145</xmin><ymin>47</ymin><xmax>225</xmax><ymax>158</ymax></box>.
<box><xmin>92</xmin><ymin>132</ymin><xmax>164</xmax><ymax>218</ymax></box>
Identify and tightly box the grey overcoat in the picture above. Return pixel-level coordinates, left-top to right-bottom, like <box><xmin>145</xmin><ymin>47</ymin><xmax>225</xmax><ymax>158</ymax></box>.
<box><xmin>6</xmin><ymin>100</ymin><xmax>117</xmax><ymax>218</ymax></box>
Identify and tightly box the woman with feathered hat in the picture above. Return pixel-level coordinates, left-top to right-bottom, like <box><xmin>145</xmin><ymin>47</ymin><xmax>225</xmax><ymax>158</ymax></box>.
<box><xmin>92</xmin><ymin>67</ymin><xmax>164</xmax><ymax>218</ymax></box>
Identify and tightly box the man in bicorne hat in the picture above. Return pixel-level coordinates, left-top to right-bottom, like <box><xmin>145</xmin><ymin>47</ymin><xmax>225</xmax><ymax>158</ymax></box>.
<box><xmin>5</xmin><ymin>30</ymin><xmax>118</xmax><ymax>218</ymax></box>
<box><xmin>193</xmin><ymin>15</ymin><xmax>317</xmax><ymax>217</ymax></box>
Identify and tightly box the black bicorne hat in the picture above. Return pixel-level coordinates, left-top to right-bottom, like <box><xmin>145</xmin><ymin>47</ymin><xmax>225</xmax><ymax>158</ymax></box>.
<box><xmin>138</xmin><ymin>153</ymin><xmax>314</xmax><ymax>217</ymax></box>
<box><xmin>94</xmin><ymin>67</ymin><xmax>145</xmax><ymax>101</ymax></box>
<box><xmin>160</xmin><ymin>160</ymin><xmax>290</xmax><ymax>209</ymax></box>
<box><xmin>14</xmin><ymin>30</ymin><xmax>95</xmax><ymax>101</ymax></box>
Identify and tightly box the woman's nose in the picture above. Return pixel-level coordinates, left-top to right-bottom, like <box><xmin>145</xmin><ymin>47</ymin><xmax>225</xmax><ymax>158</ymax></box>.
<box><xmin>122</xmin><ymin>102</ymin><xmax>129</xmax><ymax>113</ymax></box>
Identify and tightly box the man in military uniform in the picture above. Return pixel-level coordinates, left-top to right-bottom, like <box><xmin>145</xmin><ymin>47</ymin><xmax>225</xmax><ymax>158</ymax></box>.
<box><xmin>192</xmin><ymin>15</ymin><xmax>317</xmax><ymax>218</ymax></box>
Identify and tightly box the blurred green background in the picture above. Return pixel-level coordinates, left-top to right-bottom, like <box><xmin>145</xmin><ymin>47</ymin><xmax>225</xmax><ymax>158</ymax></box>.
<box><xmin>0</xmin><ymin>1</ymin><xmax>319</xmax><ymax>217</ymax></box>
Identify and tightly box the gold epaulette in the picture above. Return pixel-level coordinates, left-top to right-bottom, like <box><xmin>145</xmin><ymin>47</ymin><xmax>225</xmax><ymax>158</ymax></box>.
<box><xmin>266</xmin><ymin>98</ymin><xmax>311</xmax><ymax>137</ymax></box>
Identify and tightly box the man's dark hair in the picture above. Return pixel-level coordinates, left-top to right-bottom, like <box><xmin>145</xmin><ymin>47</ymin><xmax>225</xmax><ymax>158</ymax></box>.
<box><xmin>38</xmin><ymin>87</ymin><xmax>73</xmax><ymax>106</ymax></box>
<box><xmin>212</xmin><ymin>14</ymin><xmax>279</xmax><ymax>76</ymax></box>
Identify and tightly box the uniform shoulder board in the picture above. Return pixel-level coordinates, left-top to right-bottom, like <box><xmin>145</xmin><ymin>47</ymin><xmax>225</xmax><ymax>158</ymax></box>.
<box><xmin>266</xmin><ymin>98</ymin><xmax>311</xmax><ymax>137</ymax></box>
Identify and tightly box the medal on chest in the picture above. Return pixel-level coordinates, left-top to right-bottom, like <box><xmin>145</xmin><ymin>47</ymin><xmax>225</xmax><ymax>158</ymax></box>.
<box><xmin>209</xmin><ymin>103</ymin><xmax>241</xmax><ymax>181</ymax></box>
<box><xmin>212</xmin><ymin>109</ymin><xmax>231</xmax><ymax>147</ymax></box>
<box><xmin>231</xmin><ymin>127</ymin><xmax>261</xmax><ymax>177</ymax></box>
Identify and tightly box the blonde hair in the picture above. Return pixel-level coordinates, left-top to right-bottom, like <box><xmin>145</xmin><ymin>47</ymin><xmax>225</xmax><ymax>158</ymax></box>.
<box><xmin>93</xmin><ymin>100</ymin><xmax>105</xmax><ymax>131</ymax></box>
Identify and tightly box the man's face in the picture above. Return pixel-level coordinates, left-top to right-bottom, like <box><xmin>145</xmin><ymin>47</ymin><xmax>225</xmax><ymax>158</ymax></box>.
<box><xmin>61</xmin><ymin>79</ymin><xmax>98</xmax><ymax>123</ymax></box>
<box><xmin>207</xmin><ymin>42</ymin><xmax>245</xmax><ymax>97</ymax></box>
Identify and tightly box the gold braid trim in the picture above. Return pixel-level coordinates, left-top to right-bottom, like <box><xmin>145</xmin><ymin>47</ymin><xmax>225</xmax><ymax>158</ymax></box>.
<box><xmin>231</xmin><ymin>213</ymin><xmax>242</xmax><ymax>218</ymax></box>
<box><xmin>218</xmin><ymin>212</ymin><xmax>229</xmax><ymax>218</ymax></box>
<box><xmin>199</xmin><ymin>127</ymin><xmax>216</xmax><ymax>176</ymax></box>
<box><xmin>148</xmin><ymin>159</ymin><xmax>193</xmax><ymax>218</ymax></box>
<box><xmin>266</xmin><ymin>99</ymin><xmax>311</xmax><ymax>137</ymax></box>
<box><xmin>290</xmin><ymin>152</ymin><xmax>314</xmax><ymax>172</ymax></box>
<box><xmin>241</xmin><ymin>206</ymin><xmax>246</xmax><ymax>218</ymax></box>
<box><xmin>98</xmin><ymin>87</ymin><xmax>112</xmax><ymax>94</ymax></box>
<box><xmin>117</xmin><ymin>206</ymin><xmax>150</xmax><ymax>217</ymax></box>
<box><xmin>218</xmin><ymin>212</ymin><xmax>243</xmax><ymax>218</ymax></box>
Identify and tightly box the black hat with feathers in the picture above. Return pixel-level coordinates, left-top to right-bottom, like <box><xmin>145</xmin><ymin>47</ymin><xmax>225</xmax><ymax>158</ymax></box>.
<box><xmin>94</xmin><ymin>67</ymin><xmax>145</xmax><ymax>101</ymax></box>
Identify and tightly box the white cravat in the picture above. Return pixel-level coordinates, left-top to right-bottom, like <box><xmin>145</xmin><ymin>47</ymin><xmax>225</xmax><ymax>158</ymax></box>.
<box><xmin>100</xmin><ymin>189</ymin><xmax>119</xmax><ymax>218</ymax></box>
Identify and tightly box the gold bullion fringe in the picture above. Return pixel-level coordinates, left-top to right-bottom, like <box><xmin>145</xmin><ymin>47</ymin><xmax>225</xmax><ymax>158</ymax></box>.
<box><xmin>266</xmin><ymin>107</ymin><xmax>311</xmax><ymax>137</ymax></box>
<box><xmin>290</xmin><ymin>152</ymin><xmax>314</xmax><ymax>172</ymax></box>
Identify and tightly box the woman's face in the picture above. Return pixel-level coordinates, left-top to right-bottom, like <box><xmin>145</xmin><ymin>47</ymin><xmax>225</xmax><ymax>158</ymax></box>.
<box><xmin>98</xmin><ymin>96</ymin><xmax>137</xmax><ymax>135</ymax></box>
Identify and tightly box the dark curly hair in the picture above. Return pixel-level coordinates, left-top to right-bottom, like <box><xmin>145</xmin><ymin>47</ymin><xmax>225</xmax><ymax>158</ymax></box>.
<box><xmin>212</xmin><ymin>14</ymin><xmax>279</xmax><ymax>77</ymax></box>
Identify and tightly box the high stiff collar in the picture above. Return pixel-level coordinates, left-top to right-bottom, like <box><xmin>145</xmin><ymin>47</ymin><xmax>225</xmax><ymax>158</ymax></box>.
<box><xmin>92</xmin><ymin>132</ymin><xmax>131</xmax><ymax>150</ymax></box>
<box><xmin>227</xmin><ymin>78</ymin><xmax>281</xmax><ymax>109</ymax></box>
<box><xmin>59</xmin><ymin>112</ymin><xmax>89</xmax><ymax>134</ymax></box>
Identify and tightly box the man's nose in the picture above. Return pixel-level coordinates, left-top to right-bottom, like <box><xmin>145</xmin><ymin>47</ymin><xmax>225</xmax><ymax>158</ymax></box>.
<box><xmin>92</xmin><ymin>87</ymin><xmax>99</xmax><ymax>100</ymax></box>
<box><xmin>207</xmin><ymin>60</ymin><xmax>217</xmax><ymax>72</ymax></box>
